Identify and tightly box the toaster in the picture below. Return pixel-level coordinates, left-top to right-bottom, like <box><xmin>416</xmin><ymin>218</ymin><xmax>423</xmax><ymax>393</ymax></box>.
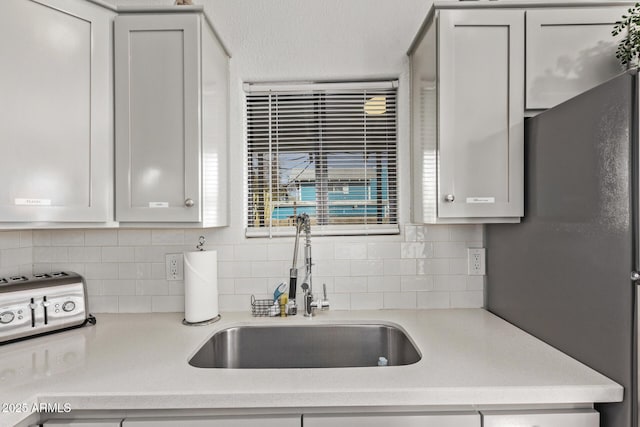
<box><xmin>0</xmin><ymin>271</ymin><xmax>95</xmax><ymax>344</ymax></box>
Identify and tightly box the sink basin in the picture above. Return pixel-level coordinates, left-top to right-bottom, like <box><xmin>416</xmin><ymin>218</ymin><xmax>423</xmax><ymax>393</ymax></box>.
<box><xmin>188</xmin><ymin>323</ymin><xmax>421</xmax><ymax>369</ymax></box>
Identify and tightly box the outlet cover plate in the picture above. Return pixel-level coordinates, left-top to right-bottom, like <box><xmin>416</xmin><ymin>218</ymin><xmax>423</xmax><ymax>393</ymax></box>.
<box><xmin>468</xmin><ymin>248</ymin><xmax>486</xmax><ymax>276</ymax></box>
<box><xmin>166</xmin><ymin>253</ymin><xmax>184</xmax><ymax>281</ymax></box>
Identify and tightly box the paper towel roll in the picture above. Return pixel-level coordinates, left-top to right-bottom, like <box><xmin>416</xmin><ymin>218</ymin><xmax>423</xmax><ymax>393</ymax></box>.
<box><xmin>184</xmin><ymin>250</ymin><xmax>219</xmax><ymax>324</ymax></box>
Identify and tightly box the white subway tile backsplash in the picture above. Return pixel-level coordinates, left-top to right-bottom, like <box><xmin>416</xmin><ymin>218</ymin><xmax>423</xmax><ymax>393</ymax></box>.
<box><xmin>234</xmin><ymin>244</ymin><xmax>269</xmax><ymax>261</ymax></box>
<box><xmin>85</xmin><ymin>230</ymin><xmax>118</xmax><ymax>246</ymax></box>
<box><xmin>467</xmin><ymin>276</ymin><xmax>484</xmax><ymax>291</ymax></box>
<box><xmin>11</xmin><ymin>223</ymin><xmax>485</xmax><ymax>313</ymax></box>
<box><xmin>350</xmin><ymin>260</ymin><xmax>383</xmax><ymax>276</ymax></box>
<box><xmin>136</xmin><ymin>279</ymin><xmax>169</xmax><ymax>296</ymax></box>
<box><xmin>423</xmin><ymin>225</ymin><xmax>450</xmax><ymax>242</ymax></box>
<box><xmin>329</xmin><ymin>293</ymin><xmax>351</xmax><ymax>310</ymax></box>
<box><xmin>20</xmin><ymin>231</ymin><xmax>33</xmax><ymax>248</ymax></box>
<box><xmin>0</xmin><ymin>232</ymin><xmax>21</xmax><ymax>249</ymax></box>
<box><xmin>118</xmin><ymin>230</ymin><xmax>152</xmax><ymax>246</ymax></box>
<box><xmin>250</xmin><ymin>260</ymin><xmax>286</xmax><ymax>278</ymax></box>
<box><xmin>33</xmin><ymin>247</ymin><xmax>68</xmax><ymax>263</ymax></box>
<box><xmin>367</xmin><ymin>275</ymin><xmax>401</xmax><ymax>292</ymax></box>
<box><xmin>434</xmin><ymin>275</ymin><xmax>467</xmax><ymax>292</ymax></box>
<box><xmin>235</xmin><ymin>278</ymin><xmax>269</xmax><ymax>295</ymax></box>
<box><xmin>151</xmin><ymin>229</ymin><xmax>185</xmax><ymax>245</ymax></box>
<box><xmin>1</xmin><ymin>248</ymin><xmax>33</xmax><ymax>268</ymax></box>
<box><xmin>314</xmin><ymin>259</ymin><xmax>350</xmax><ymax>277</ymax></box>
<box><xmin>52</xmin><ymin>230</ymin><xmax>85</xmax><ymax>246</ymax></box>
<box><xmin>312</xmin><ymin>242</ymin><xmax>335</xmax><ymax>260</ymax></box>
<box><xmin>383</xmin><ymin>292</ymin><xmax>417</xmax><ymax>309</ymax></box>
<box><xmin>68</xmin><ymin>247</ymin><xmax>102</xmax><ymax>263</ymax></box>
<box><xmin>417</xmin><ymin>259</ymin><xmax>450</xmax><ymax>275</ymax></box>
<box><xmin>219</xmin><ymin>261</ymin><xmax>253</xmax><ymax>279</ymax></box>
<box><xmin>449</xmin><ymin>225</ymin><xmax>483</xmax><ymax>242</ymax></box>
<box><xmin>118</xmin><ymin>263</ymin><xmax>152</xmax><ymax>280</ymax></box>
<box><xmin>102</xmin><ymin>280</ymin><xmax>136</xmax><ymax>296</ymax></box>
<box><xmin>219</xmin><ymin>294</ymin><xmax>250</xmax><ymax>311</ymax></box>
<box><xmin>433</xmin><ymin>242</ymin><xmax>467</xmax><ymax>258</ymax></box>
<box><xmin>367</xmin><ymin>242</ymin><xmax>401</xmax><ymax>259</ymax></box>
<box><xmin>151</xmin><ymin>263</ymin><xmax>166</xmax><ymax>279</ymax></box>
<box><xmin>266</xmin><ymin>243</ymin><xmax>293</xmax><ymax>261</ymax></box>
<box><xmin>450</xmin><ymin>291</ymin><xmax>484</xmax><ymax>308</ymax></box>
<box><xmin>118</xmin><ymin>296</ymin><xmax>152</xmax><ymax>313</ymax></box>
<box><xmin>350</xmin><ymin>292</ymin><xmax>383</xmax><ymax>310</ymax></box>
<box><xmin>335</xmin><ymin>242</ymin><xmax>367</xmax><ymax>260</ymax></box>
<box><xmin>88</xmin><ymin>296</ymin><xmax>118</xmax><ymax>313</ymax></box>
<box><xmin>32</xmin><ymin>230</ymin><xmax>52</xmax><ymax>246</ymax></box>
<box><xmin>334</xmin><ymin>276</ymin><xmax>367</xmax><ymax>293</ymax></box>
<box><xmin>102</xmin><ymin>246</ymin><xmax>135</xmax><ymax>263</ymax></box>
<box><xmin>401</xmin><ymin>242</ymin><xmax>433</xmax><ymax>259</ymax></box>
<box><xmin>152</xmin><ymin>296</ymin><xmax>184</xmax><ymax>312</ymax></box>
<box><xmin>401</xmin><ymin>276</ymin><xmax>434</xmax><ymax>292</ymax></box>
<box><xmin>417</xmin><ymin>291</ymin><xmax>450</xmax><ymax>309</ymax></box>
<box><xmin>218</xmin><ymin>278</ymin><xmax>235</xmax><ymax>294</ymax></box>
<box><xmin>168</xmin><ymin>282</ymin><xmax>185</xmax><ymax>295</ymax></box>
<box><xmin>134</xmin><ymin>246</ymin><xmax>169</xmax><ymax>263</ymax></box>
<box><xmin>383</xmin><ymin>259</ymin><xmax>416</xmax><ymax>276</ymax></box>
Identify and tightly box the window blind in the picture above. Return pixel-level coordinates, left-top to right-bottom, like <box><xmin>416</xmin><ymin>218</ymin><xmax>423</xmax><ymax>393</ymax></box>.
<box><xmin>245</xmin><ymin>81</ymin><xmax>399</xmax><ymax>237</ymax></box>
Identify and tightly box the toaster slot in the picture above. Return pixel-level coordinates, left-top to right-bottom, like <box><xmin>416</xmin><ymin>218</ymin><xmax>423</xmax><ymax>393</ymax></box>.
<box><xmin>30</xmin><ymin>298</ymin><xmax>36</xmax><ymax>328</ymax></box>
<box><xmin>43</xmin><ymin>296</ymin><xmax>49</xmax><ymax>325</ymax></box>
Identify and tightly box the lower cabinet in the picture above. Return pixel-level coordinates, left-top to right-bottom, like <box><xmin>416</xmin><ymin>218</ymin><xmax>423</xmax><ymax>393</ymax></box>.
<box><xmin>43</xmin><ymin>420</ymin><xmax>123</xmax><ymax>427</ymax></box>
<box><xmin>41</xmin><ymin>409</ymin><xmax>599</xmax><ymax>426</ymax></box>
<box><xmin>120</xmin><ymin>415</ymin><xmax>300</xmax><ymax>427</ymax></box>
<box><xmin>481</xmin><ymin>409</ymin><xmax>599</xmax><ymax>427</ymax></box>
<box><xmin>303</xmin><ymin>412</ymin><xmax>480</xmax><ymax>427</ymax></box>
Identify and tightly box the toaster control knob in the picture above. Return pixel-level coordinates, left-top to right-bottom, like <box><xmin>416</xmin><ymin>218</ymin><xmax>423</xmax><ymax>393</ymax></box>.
<box><xmin>0</xmin><ymin>311</ymin><xmax>15</xmax><ymax>324</ymax></box>
<box><xmin>42</xmin><ymin>301</ymin><xmax>50</xmax><ymax>307</ymax></box>
<box><xmin>62</xmin><ymin>301</ymin><xmax>76</xmax><ymax>312</ymax></box>
<box><xmin>29</xmin><ymin>302</ymin><xmax>38</xmax><ymax>310</ymax></box>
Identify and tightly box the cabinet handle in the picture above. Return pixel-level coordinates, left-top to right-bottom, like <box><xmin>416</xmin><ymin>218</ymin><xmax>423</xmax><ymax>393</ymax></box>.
<box><xmin>185</xmin><ymin>198</ymin><xmax>195</xmax><ymax>207</ymax></box>
<box><xmin>444</xmin><ymin>194</ymin><xmax>455</xmax><ymax>202</ymax></box>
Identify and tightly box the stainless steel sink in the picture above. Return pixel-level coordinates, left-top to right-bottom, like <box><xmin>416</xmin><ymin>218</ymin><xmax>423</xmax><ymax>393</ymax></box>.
<box><xmin>188</xmin><ymin>323</ymin><xmax>421</xmax><ymax>369</ymax></box>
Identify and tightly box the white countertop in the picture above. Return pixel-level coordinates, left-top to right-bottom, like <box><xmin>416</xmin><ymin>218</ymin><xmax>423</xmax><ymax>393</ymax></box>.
<box><xmin>0</xmin><ymin>309</ymin><xmax>623</xmax><ymax>426</ymax></box>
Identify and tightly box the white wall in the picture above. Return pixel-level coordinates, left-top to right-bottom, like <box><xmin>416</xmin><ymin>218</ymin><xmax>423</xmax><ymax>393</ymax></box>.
<box><xmin>11</xmin><ymin>0</ymin><xmax>486</xmax><ymax>313</ymax></box>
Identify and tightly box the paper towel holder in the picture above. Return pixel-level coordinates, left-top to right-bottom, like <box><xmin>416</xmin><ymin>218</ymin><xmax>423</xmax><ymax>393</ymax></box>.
<box><xmin>182</xmin><ymin>236</ymin><xmax>221</xmax><ymax>326</ymax></box>
<box><xmin>183</xmin><ymin>314</ymin><xmax>221</xmax><ymax>326</ymax></box>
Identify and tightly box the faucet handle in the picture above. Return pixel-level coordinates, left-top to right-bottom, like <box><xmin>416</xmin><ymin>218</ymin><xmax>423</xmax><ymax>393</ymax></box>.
<box><xmin>322</xmin><ymin>283</ymin><xmax>327</xmax><ymax>300</ymax></box>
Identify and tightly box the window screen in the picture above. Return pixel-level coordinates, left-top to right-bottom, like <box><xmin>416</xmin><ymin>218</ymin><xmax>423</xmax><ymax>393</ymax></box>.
<box><xmin>245</xmin><ymin>81</ymin><xmax>399</xmax><ymax>237</ymax></box>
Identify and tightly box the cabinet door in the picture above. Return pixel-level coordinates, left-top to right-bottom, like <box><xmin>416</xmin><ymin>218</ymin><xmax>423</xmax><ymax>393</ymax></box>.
<box><xmin>303</xmin><ymin>412</ymin><xmax>480</xmax><ymax>427</ymax></box>
<box><xmin>115</xmin><ymin>14</ymin><xmax>201</xmax><ymax>222</ymax></box>
<box><xmin>43</xmin><ymin>419</ymin><xmax>123</xmax><ymax>427</ymax></box>
<box><xmin>482</xmin><ymin>409</ymin><xmax>598</xmax><ymax>427</ymax></box>
<box><xmin>121</xmin><ymin>415</ymin><xmax>300</xmax><ymax>427</ymax></box>
<box><xmin>0</xmin><ymin>0</ymin><xmax>113</xmax><ymax>223</ymax></box>
<box><xmin>438</xmin><ymin>10</ymin><xmax>524</xmax><ymax>219</ymax></box>
<box><xmin>526</xmin><ymin>8</ymin><xmax>627</xmax><ymax>110</ymax></box>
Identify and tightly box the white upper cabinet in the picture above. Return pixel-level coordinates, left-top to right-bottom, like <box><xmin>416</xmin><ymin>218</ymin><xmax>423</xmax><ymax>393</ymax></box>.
<box><xmin>0</xmin><ymin>0</ymin><xmax>114</xmax><ymax>224</ymax></box>
<box><xmin>410</xmin><ymin>9</ymin><xmax>524</xmax><ymax>223</ymax></box>
<box><xmin>526</xmin><ymin>7</ymin><xmax>628</xmax><ymax>110</ymax></box>
<box><xmin>115</xmin><ymin>12</ymin><xmax>229</xmax><ymax>227</ymax></box>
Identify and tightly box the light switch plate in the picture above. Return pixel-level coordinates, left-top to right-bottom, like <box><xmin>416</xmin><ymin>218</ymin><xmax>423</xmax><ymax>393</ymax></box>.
<box><xmin>468</xmin><ymin>248</ymin><xmax>486</xmax><ymax>276</ymax></box>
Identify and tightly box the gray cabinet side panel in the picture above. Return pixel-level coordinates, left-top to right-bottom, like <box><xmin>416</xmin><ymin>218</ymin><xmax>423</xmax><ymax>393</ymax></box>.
<box><xmin>486</xmin><ymin>73</ymin><xmax>635</xmax><ymax>427</ymax></box>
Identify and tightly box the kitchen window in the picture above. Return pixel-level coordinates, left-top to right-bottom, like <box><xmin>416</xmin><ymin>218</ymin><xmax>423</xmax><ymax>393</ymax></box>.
<box><xmin>245</xmin><ymin>81</ymin><xmax>399</xmax><ymax>237</ymax></box>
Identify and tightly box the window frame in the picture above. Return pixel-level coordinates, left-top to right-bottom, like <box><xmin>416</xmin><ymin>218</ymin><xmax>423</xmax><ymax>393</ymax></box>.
<box><xmin>244</xmin><ymin>80</ymin><xmax>400</xmax><ymax>238</ymax></box>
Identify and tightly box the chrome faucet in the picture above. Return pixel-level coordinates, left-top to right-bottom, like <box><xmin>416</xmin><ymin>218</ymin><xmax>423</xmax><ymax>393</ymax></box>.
<box><xmin>302</xmin><ymin>282</ymin><xmax>330</xmax><ymax>317</ymax></box>
<box><xmin>286</xmin><ymin>214</ymin><xmax>309</xmax><ymax>316</ymax></box>
<box><xmin>285</xmin><ymin>213</ymin><xmax>329</xmax><ymax>317</ymax></box>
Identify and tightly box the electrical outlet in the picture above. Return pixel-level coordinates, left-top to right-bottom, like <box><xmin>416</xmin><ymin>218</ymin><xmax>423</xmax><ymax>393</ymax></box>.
<box><xmin>467</xmin><ymin>248</ymin><xmax>486</xmax><ymax>276</ymax></box>
<box><xmin>165</xmin><ymin>253</ymin><xmax>184</xmax><ymax>281</ymax></box>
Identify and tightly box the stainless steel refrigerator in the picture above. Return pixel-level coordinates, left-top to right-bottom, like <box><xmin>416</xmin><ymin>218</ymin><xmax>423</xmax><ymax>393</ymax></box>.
<box><xmin>486</xmin><ymin>69</ymin><xmax>638</xmax><ymax>427</ymax></box>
